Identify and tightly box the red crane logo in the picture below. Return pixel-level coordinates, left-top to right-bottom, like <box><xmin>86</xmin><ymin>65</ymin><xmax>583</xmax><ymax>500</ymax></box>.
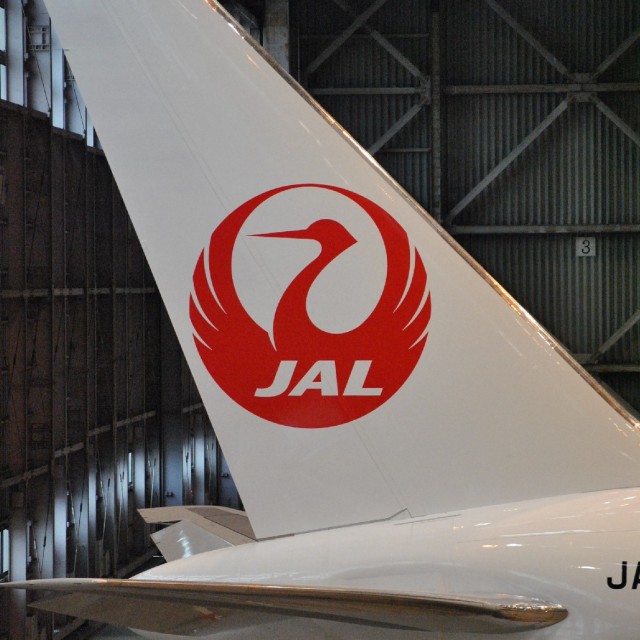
<box><xmin>190</xmin><ymin>184</ymin><xmax>431</xmax><ymax>428</ymax></box>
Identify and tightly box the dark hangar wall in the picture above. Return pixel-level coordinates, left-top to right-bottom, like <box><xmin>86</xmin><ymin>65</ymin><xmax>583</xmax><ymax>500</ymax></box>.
<box><xmin>0</xmin><ymin>0</ymin><xmax>639</xmax><ymax>638</ymax></box>
<box><xmin>294</xmin><ymin>0</ymin><xmax>640</xmax><ymax>412</ymax></box>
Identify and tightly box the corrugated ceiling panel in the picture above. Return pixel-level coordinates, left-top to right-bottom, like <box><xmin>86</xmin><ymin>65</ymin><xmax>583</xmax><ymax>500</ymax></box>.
<box><xmin>296</xmin><ymin>0</ymin><xmax>639</xmax><ymax>411</ymax></box>
<box><xmin>449</xmin><ymin>100</ymin><xmax>640</xmax><ymax>226</ymax></box>
<box><xmin>298</xmin><ymin>0</ymin><xmax>430</xmax><ymax>207</ymax></box>
<box><xmin>458</xmin><ymin>234</ymin><xmax>640</xmax><ymax>359</ymax></box>
<box><xmin>446</xmin><ymin>0</ymin><xmax>565</xmax><ymax>84</ymax></box>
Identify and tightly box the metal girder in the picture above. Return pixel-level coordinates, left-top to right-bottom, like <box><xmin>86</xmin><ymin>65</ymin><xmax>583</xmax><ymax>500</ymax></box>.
<box><xmin>304</xmin><ymin>0</ymin><xmax>428</xmax><ymax>89</ymax></box>
<box><xmin>450</xmin><ymin>224</ymin><xmax>640</xmax><ymax>235</ymax></box>
<box><xmin>591</xmin><ymin>26</ymin><xmax>640</xmax><ymax>80</ymax></box>
<box><xmin>301</xmin><ymin>0</ymin><xmax>429</xmax><ymax>159</ymax></box>
<box><xmin>444</xmin><ymin>5</ymin><xmax>640</xmax><ymax>227</ymax></box>
<box><xmin>445</xmin><ymin>82</ymin><xmax>640</xmax><ymax>95</ymax></box>
<box><xmin>587</xmin><ymin>310</ymin><xmax>640</xmax><ymax>365</ymax></box>
<box><xmin>592</xmin><ymin>96</ymin><xmax>640</xmax><ymax>151</ymax></box>
<box><xmin>311</xmin><ymin>87</ymin><xmax>424</xmax><ymax>95</ymax></box>
<box><xmin>331</xmin><ymin>0</ymin><xmax>428</xmax><ymax>85</ymax></box>
<box><xmin>0</xmin><ymin>286</ymin><xmax>156</xmax><ymax>298</ymax></box>
<box><xmin>484</xmin><ymin>0</ymin><xmax>572</xmax><ymax>79</ymax></box>
<box><xmin>303</xmin><ymin>0</ymin><xmax>390</xmax><ymax>80</ymax></box>
<box><xmin>445</xmin><ymin>99</ymin><xmax>570</xmax><ymax>225</ymax></box>
<box><xmin>368</xmin><ymin>95</ymin><xmax>429</xmax><ymax>155</ymax></box>
<box><xmin>585</xmin><ymin>364</ymin><xmax>640</xmax><ymax>373</ymax></box>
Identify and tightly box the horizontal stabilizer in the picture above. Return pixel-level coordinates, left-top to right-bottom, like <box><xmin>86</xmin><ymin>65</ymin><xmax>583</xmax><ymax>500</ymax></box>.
<box><xmin>139</xmin><ymin>506</ymin><xmax>255</xmax><ymax>560</ymax></box>
<box><xmin>3</xmin><ymin>578</ymin><xmax>567</xmax><ymax>635</ymax></box>
<box><xmin>150</xmin><ymin>520</ymin><xmax>231</xmax><ymax>561</ymax></box>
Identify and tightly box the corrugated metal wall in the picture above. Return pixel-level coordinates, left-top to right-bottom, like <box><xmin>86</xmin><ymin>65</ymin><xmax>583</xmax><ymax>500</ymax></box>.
<box><xmin>0</xmin><ymin>105</ymin><xmax>240</xmax><ymax>639</ymax></box>
<box><xmin>295</xmin><ymin>0</ymin><xmax>640</xmax><ymax>414</ymax></box>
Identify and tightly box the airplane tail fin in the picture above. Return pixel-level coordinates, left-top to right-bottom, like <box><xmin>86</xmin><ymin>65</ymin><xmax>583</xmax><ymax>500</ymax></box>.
<box><xmin>42</xmin><ymin>0</ymin><xmax>640</xmax><ymax>539</ymax></box>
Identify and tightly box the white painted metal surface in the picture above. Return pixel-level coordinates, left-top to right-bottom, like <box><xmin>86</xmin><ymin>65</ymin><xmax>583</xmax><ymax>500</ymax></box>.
<box><xmin>128</xmin><ymin>489</ymin><xmax>640</xmax><ymax>638</ymax></box>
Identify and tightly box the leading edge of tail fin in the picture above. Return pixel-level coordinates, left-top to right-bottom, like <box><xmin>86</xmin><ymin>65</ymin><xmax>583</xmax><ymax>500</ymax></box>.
<box><xmin>43</xmin><ymin>0</ymin><xmax>640</xmax><ymax>539</ymax></box>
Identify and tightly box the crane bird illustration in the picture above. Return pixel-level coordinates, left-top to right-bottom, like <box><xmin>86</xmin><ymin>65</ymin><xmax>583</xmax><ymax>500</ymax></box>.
<box><xmin>190</xmin><ymin>184</ymin><xmax>431</xmax><ymax>428</ymax></box>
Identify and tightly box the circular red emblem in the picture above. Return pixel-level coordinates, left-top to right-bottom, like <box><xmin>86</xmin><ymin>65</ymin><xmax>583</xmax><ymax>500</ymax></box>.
<box><xmin>190</xmin><ymin>184</ymin><xmax>431</xmax><ymax>428</ymax></box>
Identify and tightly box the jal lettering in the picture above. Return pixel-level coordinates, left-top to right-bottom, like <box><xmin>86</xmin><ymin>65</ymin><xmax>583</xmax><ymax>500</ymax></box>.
<box><xmin>607</xmin><ymin>561</ymin><xmax>640</xmax><ymax>589</ymax></box>
<box><xmin>255</xmin><ymin>360</ymin><xmax>383</xmax><ymax>397</ymax></box>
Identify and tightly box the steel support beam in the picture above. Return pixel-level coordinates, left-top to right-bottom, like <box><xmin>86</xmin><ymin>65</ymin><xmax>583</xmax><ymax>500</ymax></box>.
<box><xmin>587</xmin><ymin>310</ymin><xmax>640</xmax><ymax>365</ymax></box>
<box><xmin>50</xmin><ymin>20</ymin><xmax>65</xmax><ymax>129</ymax></box>
<box><xmin>592</xmin><ymin>96</ymin><xmax>640</xmax><ymax>151</ymax></box>
<box><xmin>52</xmin><ymin>461</ymin><xmax>66</xmax><ymax>579</ymax></box>
<box><xmin>133</xmin><ymin>422</ymin><xmax>147</xmax><ymax>552</ymax></box>
<box><xmin>160</xmin><ymin>307</ymin><xmax>183</xmax><ymax>508</ymax></box>
<box><xmin>585</xmin><ymin>364</ymin><xmax>640</xmax><ymax>374</ymax></box>
<box><xmin>31</xmin><ymin>476</ymin><xmax>53</xmax><ymax>581</ymax></box>
<box><xmin>445</xmin><ymin>99</ymin><xmax>570</xmax><ymax>224</ymax></box>
<box><xmin>0</xmin><ymin>287</ymin><xmax>155</xmax><ymax>298</ymax></box>
<box><xmin>193</xmin><ymin>413</ymin><xmax>206</xmax><ymax>505</ymax></box>
<box><xmin>591</xmin><ymin>26</ymin><xmax>640</xmax><ymax>80</ymax></box>
<box><xmin>331</xmin><ymin>0</ymin><xmax>428</xmax><ymax>84</ymax></box>
<box><xmin>445</xmin><ymin>82</ymin><xmax>640</xmax><ymax>95</ymax></box>
<box><xmin>6</xmin><ymin>0</ymin><xmax>25</xmax><ymax>105</ymax></box>
<box><xmin>368</xmin><ymin>95</ymin><xmax>429</xmax><ymax>155</ymax></box>
<box><xmin>311</xmin><ymin>86</ymin><xmax>424</xmax><ymax>95</ymax></box>
<box><xmin>87</xmin><ymin>440</ymin><xmax>98</xmax><ymax>577</ymax></box>
<box><xmin>263</xmin><ymin>0</ymin><xmax>290</xmax><ymax>72</ymax></box>
<box><xmin>303</xmin><ymin>0</ymin><xmax>389</xmax><ymax>80</ymax></box>
<box><xmin>450</xmin><ymin>224</ymin><xmax>640</xmax><ymax>235</ymax></box>
<box><xmin>484</xmin><ymin>0</ymin><xmax>572</xmax><ymax>79</ymax></box>
<box><xmin>69</xmin><ymin>452</ymin><xmax>89</xmax><ymax>577</ymax></box>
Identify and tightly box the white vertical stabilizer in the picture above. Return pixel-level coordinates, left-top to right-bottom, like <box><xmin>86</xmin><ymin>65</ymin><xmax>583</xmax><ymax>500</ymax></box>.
<box><xmin>42</xmin><ymin>0</ymin><xmax>640</xmax><ymax>539</ymax></box>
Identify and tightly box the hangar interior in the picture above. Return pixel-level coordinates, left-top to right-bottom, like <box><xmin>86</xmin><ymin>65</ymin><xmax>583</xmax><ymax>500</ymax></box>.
<box><xmin>0</xmin><ymin>0</ymin><xmax>638</xmax><ymax>638</ymax></box>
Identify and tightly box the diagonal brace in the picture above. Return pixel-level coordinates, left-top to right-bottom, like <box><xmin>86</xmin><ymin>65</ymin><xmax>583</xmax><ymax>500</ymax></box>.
<box><xmin>587</xmin><ymin>309</ymin><xmax>640</xmax><ymax>364</ymax></box>
<box><xmin>591</xmin><ymin>27</ymin><xmax>640</xmax><ymax>80</ymax></box>
<box><xmin>332</xmin><ymin>0</ymin><xmax>428</xmax><ymax>85</ymax></box>
<box><xmin>592</xmin><ymin>96</ymin><xmax>640</xmax><ymax>151</ymax></box>
<box><xmin>445</xmin><ymin>99</ymin><xmax>570</xmax><ymax>224</ymax></box>
<box><xmin>303</xmin><ymin>0</ymin><xmax>390</xmax><ymax>80</ymax></box>
<box><xmin>368</xmin><ymin>96</ymin><xmax>429</xmax><ymax>155</ymax></box>
<box><xmin>484</xmin><ymin>0</ymin><xmax>572</xmax><ymax>80</ymax></box>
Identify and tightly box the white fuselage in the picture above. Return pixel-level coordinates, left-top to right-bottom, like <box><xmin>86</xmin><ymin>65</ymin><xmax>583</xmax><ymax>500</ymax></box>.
<box><xmin>133</xmin><ymin>488</ymin><xmax>640</xmax><ymax>639</ymax></box>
